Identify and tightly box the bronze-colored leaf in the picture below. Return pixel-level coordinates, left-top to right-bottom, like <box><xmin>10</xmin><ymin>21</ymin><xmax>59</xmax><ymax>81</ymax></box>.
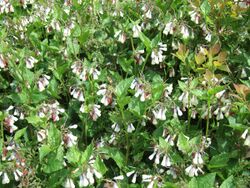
<box><xmin>218</xmin><ymin>51</ymin><xmax>227</xmax><ymax>62</ymax></box>
<box><xmin>233</xmin><ymin>84</ymin><xmax>250</xmax><ymax>99</ymax></box>
<box><xmin>195</xmin><ymin>53</ymin><xmax>206</xmax><ymax>65</ymax></box>
<box><xmin>210</xmin><ymin>43</ymin><xmax>221</xmax><ymax>56</ymax></box>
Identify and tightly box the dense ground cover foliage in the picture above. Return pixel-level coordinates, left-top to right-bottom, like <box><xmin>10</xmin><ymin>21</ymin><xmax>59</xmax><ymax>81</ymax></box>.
<box><xmin>0</xmin><ymin>0</ymin><xmax>250</xmax><ymax>187</ymax></box>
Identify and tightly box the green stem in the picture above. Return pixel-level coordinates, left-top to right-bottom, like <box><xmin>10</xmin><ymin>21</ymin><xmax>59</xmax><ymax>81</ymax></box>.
<box><xmin>120</xmin><ymin>107</ymin><xmax>129</xmax><ymax>165</ymax></box>
<box><xmin>1</xmin><ymin>121</ymin><xmax>4</xmax><ymax>142</ymax></box>
<box><xmin>206</xmin><ymin>99</ymin><xmax>211</xmax><ymax>137</ymax></box>
<box><xmin>85</xmin><ymin>118</ymin><xmax>88</xmax><ymax>144</ymax></box>
<box><xmin>187</xmin><ymin>80</ymin><xmax>191</xmax><ymax>131</ymax></box>
<box><xmin>140</xmin><ymin>52</ymin><xmax>150</xmax><ymax>75</ymax></box>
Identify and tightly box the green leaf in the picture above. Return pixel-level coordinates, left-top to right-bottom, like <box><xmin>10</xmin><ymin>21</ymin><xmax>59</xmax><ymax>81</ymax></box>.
<box><xmin>30</xmin><ymin>93</ymin><xmax>48</xmax><ymax>104</ymax></box>
<box><xmin>196</xmin><ymin>173</ymin><xmax>216</xmax><ymax>188</ymax></box>
<box><xmin>128</xmin><ymin>99</ymin><xmax>146</xmax><ymax>117</ymax></box>
<box><xmin>80</xmin><ymin>143</ymin><xmax>93</xmax><ymax>164</ymax></box>
<box><xmin>151</xmin><ymin>34</ymin><xmax>161</xmax><ymax>49</ymax></box>
<box><xmin>200</xmin><ymin>0</ymin><xmax>211</xmax><ymax>16</ymax></box>
<box><xmin>220</xmin><ymin>176</ymin><xmax>235</xmax><ymax>188</ymax></box>
<box><xmin>14</xmin><ymin>127</ymin><xmax>27</xmax><ymax>140</ymax></box>
<box><xmin>43</xmin><ymin>156</ymin><xmax>64</xmax><ymax>173</ymax></box>
<box><xmin>139</xmin><ymin>32</ymin><xmax>151</xmax><ymax>52</ymax></box>
<box><xmin>159</xmin><ymin>137</ymin><xmax>169</xmax><ymax>150</ymax></box>
<box><xmin>117</xmin><ymin>57</ymin><xmax>133</xmax><ymax>74</ymax></box>
<box><xmin>93</xmin><ymin>156</ymin><xmax>107</xmax><ymax>175</ymax></box>
<box><xmin>26</xmin><ymin>115</ymin><xmax>42</xmax><ymax>126</ymax></box>
<box><xmin>177</xmin><ymin>133</ymin><xmax>191</xmax><ymax>154</ymax></box>
<box><xmin>48</xmin><ymin>124</ymin><xmax>61</xmax><ymax>147</ymax></box>
<box><xmin>208</xmin><ymin>86</ymin><xmax>224</xmax><ymax>96</ymax></box>
<box><xmin>39</xmin><ymin>145</ymin><xmax>51</xmax><ymax>161</ymax></box>
<box><xmin>226</xmin><ymin>117</ymin><xmax>247</xmax><ymax>131</ymax></box>
<box><xmin>100</xmin><ymin>147</ymin><xmax>125</xmax><ymax>169</ymax></box>
<box><xmin>208</xmin><ymin>153</ymin><xmax>229</xmax><ymax>169</ymax></box>
<box><xmin>189</xmin><ymin>177</ymin><xmax>198</xmax><ymax>188</ymax></box>
<box><xmin>79</xmin><ymin>28</ymin><xmax>90</xmax><ymax>44</ymax></box>
<box><xmin>66</xmin><ymin>147</ymin><xmax>81</xmax><ymax>164</ymax></box>
<box><xmin>115</xmin><ymin>77</ymin><xmax>134</xmax><ymax>97</ymax></box>
<box><xmin>152</xmin><ymin>82</ymin><xmax>164</xmax><ymax>101</ymax></box>
<box><xmin>42</xmin><ymin>145</ymin><xmax>64</xmax><ymax>173</ymax></box>
<box><xmin>178</xmin><ymin>81</ymin><xmax>187</xmax><ymax>91</ymax></box>
<box><xmin>117</xmin><ymin>96</ymin><xmax>131</xmax><ymax>109</ymax></box>
<box><xmin>67</xmin><ymin>38</ymin><xmax>80</xmax><ymax>55</ymax></box>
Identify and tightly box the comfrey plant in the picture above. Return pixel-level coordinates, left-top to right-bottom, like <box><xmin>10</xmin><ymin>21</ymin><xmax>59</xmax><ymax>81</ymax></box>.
<box><xmin>0</xmin><ymin>0</ymin><xmax>249</xmax><ymax>187</ymax></box>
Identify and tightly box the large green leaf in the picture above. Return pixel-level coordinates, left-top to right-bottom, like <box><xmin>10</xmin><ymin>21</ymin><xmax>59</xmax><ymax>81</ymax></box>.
<box><xmin>115</xmin><ymin>77</ymin><xmax>134</xmax><ymax>97</ymax></box>
<box><xmin>177</xmin><ymin>133</ymin><xmax>191</xmax><ymax>154</ymax></box>
<box><xmin>48</xmin><ymin>124</ymin><xmax>61</xmax><ymax>147</ymax></box>
<box><xmin>220</xmin><ymin>176</ymin><xmax>235</xmax><ymax>188</ymax></box>
<box><xmin>139</xmin><ymin>32</ymin><xmax>151</xmax><ymax>52</ymax></box>
<box><xmin>93</xmin><ymin>156</ymin><xmax>107</xmax><ymax>175</ymax></box>
<box><xmin>208</xmin><ymin>153</ymin><xmax>229</xmax><ymax>169</ymax></box>
<box><xmin>100</xmin><ymin>147</ymin><xmax>126</xmax><ymax>169</ymax></box>
<box><xmin>14</xmin><ymin>127</ymin><xmax>27</xmax><ymax>140</ymax></box>
<box><xmin>200</xmin><ymin>0</ymin><xmax>211</xmax><ymax>16</ymax></box>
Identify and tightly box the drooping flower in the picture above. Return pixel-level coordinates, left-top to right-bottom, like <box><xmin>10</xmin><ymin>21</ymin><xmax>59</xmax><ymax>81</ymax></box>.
<box><xmin>13</xmin><ymin>169</ymin><xmax>23</xmax><ymax>181</ymax></box>
<box><xmin>37</xmin><ymin>129</ymin><xmax>47</xmax><ymax>142</ymax></box>
<box><xmin>64</xmin><ymin>178</ymin><xmax>75</xmax><ymax>188</ymax></box>
<box><xmin>133</xmin><ymin>83</ymin><xmax>151</xmax><ymax>102</ymax></box>
<box><xmin>71</xmin><ymin>61</ymin><xmax>83</xmax><ymax>76</ymax></box>
<box><xmin>145</xmin><ymin>9</ymin><xmax>152</xmax><ymax>19</ymax></box>
<box><xmin>89</xmin><ymin>68</ymin><xmax>100</xmax><ymax>80</ymax></box>
<box><xmin>152</xmin><ymin>106</ymin><xmax>167</xmax><ymax>121</ymax></box>
<box><xmin>0</xmin><ymin>1</ymin><xmax>14</xmax><ymax>14</ymax></box>
<box><xmin>241</xmin><ymin>129</ymin><xmax>250</xmax><ymax>147</ymax></box>
<box><xmin>113</xmin><ymin>175</ymin><xmax>124</xmax><ymax>180</ymax></box>
<box><xmin>164</xmin><ymin>134</ymin><xmax>175</xmax><ymax>146</ymax></box>
<box><xmin>118</xmin><ymin>32</ymin><xmax>126</xmax><ymax>43</ymax></box>
<box><xmin>127</xmin><ymin>123</ymin><xmax>135</xmax><ymax>133</ymax></box>
<box><xmin>185</xmin><ymin>165</ymin><xmax>204</xmax><ymax>177</ymax></box>
<box><xmin>163</xmin><ymin>22</ymin><xmax>174</xmax><ymax>36</ymax></box>
<box><xmin>132</xmin><ymin>25</ymin><xmax>141</xmax><ymax>38</ymax></box>
<box><xmin>2</xmin><ymin>172</ymin><xmax>10</xmax><ymax>184</ymax></box>
<box><xmin>173</xmin><ymin>106</ymin><xmax>183</xmax><ymax>118</ymax></box>
<box><xmin>189</xmin><ymin>10</ymin><xmax>200</xmax><ymax>24</ymax></box>
<box><xmin>90</xmin><ymin>104</ymin><xmax>101</xmax><ymax>121</ymax></box>
<box><xmin>215</xmin><ymin>90</ymin><xmax>226</xmax><ymax>99</ymax></box>
<box><xmin>161</xmin><ymin>154</ymin><xmax>171</xmax><ymax>167</ymax></box>
<box><xmin>180</xmin><ymin>25</ymin><xmax>190</xmax><ymax>39</ymax></box>
<box><xmin>164</xmin><ymin>84</ymin><xmax>173</xmax><ymax>98</ymax></box>
<box><xmin>69</xmin><ymin>124</ymin><xmax>78</xmax><ymax>129</ymax></box>
<box><xmin>63</xmin><ymin>132</ymin><xmax>78</xmax><ymax>147</ymax></box>
<box><xmin>70</xmin><ymin>87</ymin><xmax>85</xmax><ymax>102</ymax></box>
<box><xmin>151</xmin><ymin>43</ymin><xmax>167</xmax><ymax>65</ymax></box>
<box><xmin>205</xmin><ymin>33</ymin><xmax>212</xmax><ymax>42</ymax></box>
<box><xmin>193</xmin><ymin>152</ymin><xmax>204</xmax><ymax>165</ymax></box>
<box><xmin>134</xmin><ymin>49</ymin><xmax>145</xmax><ymax>65</ymax></box>
<box><xmin>97</xmin><ymin>84</ymin><xmax>113</xmax><ymax>106</ymax></box>
<box><xmin>38</xmin><ymin>101</ymin><xmax>65</xmax><ymax>121</ymax></box>
<box><xmin>166</xmin><ymin>168</ymin><xmax>177</xmax><ymax>179</ymax></box>
<box><xmin>111</xmin><ymin>123</ymin><xmax>120</xmax><ymax>133</ymax></box>
<box><xmin>79</xmin><ymin>174</ymin><xmax>89</xmax><ymax>187</ymax></box>
<box><xmin>0</xmin><ymin>54</ymin><xmax>7</xmax><ymax>69</ymax></box>
<box><xmin>26</xmin><ymin>56</ymin><xmax>38</xmax><ymax>69</ymax></box>
<box><xmin>63</xmin><ymin>27</ymin><xmax>71</xmax><ymax>38</ymax></box>
<box><xmin>142</xmin><ymin>175</ymin><xmax>158</xmax><ymax>188</ymax></box>
<box><xmin>37</xmin><ymin>75</ymin><xmax>50</xmax><ymax>92</ymax></box>
<box><xmin>4</xmin><ymin>115</ymin><xmax>18</xmax><ymax>133</ymax></box>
